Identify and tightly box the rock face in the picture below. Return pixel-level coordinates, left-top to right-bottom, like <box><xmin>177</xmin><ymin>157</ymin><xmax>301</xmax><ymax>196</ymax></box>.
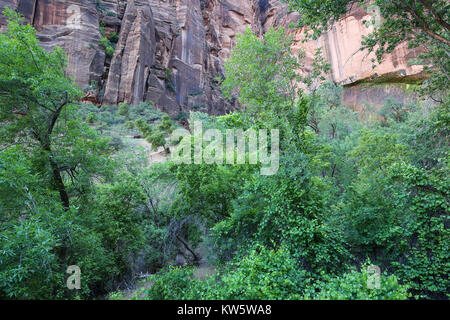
<box><xmin>103</xmin><ymin>0</ymin><xmax>155</xmax><ymax>105</ymax></box>
<box><xmin>0</xmin><ymin>0</ymin><xmax>424</xmax><ymax>114</ymax></box>
<box><xmin>261</xmin><ymin>2</ymin><xmax>425</xmax><ymax>110</ymax></box>
<box><xmin>0</xmin><ymin>0</ymin><xmax>105</xmax><ymax>89</ymax></box>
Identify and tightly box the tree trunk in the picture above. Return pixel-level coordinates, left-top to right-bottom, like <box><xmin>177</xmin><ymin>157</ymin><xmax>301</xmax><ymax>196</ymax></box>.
<box><xmin>41</xmin><ymin>141</ymin><xmax>70</xmax><ymax>210</ymax></box>
<box><xmin>49</xmin><ymin>155</ymin><xmax>70</xmax><ymax>210</ymax></box>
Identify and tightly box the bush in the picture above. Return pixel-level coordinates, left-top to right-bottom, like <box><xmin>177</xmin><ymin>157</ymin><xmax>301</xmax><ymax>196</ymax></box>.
<box><xmin>108</xmin><ymin>32</ymin><xmax>119</xmax><ymax>43</ymax></box>
<box><xmin>93</xmin><ymin>176</ymin><xmax>146</xmax><ymax>280</ymax></box>
<box><xmin>146</xmin><ymin>131</ymin><xmax>166</xmax><ymax>151</ymax></box>
<box><xmin>105</xmin><ymin>45</ymin><xmax>114</xmax><ymax>57</ymax></box>
<box><xmin>86</xmin><ymin>112</ymin><xmax>97</xmax><ymax>124</ymax></box>
<box><xmin>212</xmin><ymin>150</ymin><xmax>350</xmax><ymax>273</ymax></box>
<box><xmin>305</xmin><ymin>263</ymin><xmax>410</xmax><ymax>300</ymax></box>
<box><xmin>99</xmin><ymin>36</ymin><xmax>115</xmax><ymax>57</ymax></box>
<box><xmin>389</xmin><ymin>162</ymin><xmax>449</xmax><ymax>299</ymax></box>
<box><xmin>129</xmin><ymin>102</ymin><xmax>161</xmax><ymax>122</ymax></box>
<box><xmin>0</xmin><ymin>218</ymin><xmax>59</xmax><ymax>299</ymax></box>
<box><xmin>99</xmin><ymin>36</ymin><xmax>109</xmax><ymax>49</ymax></box>
<box><xmin>135</xmin><ymin>118</ymin><xmax>152</xmax><ymax>136</ymax></box>
<box><xmin>212</xmin><ymin>246</ymin><xmax>310</xmax><ymax>299</ymax></box>
<box><xmin>125</xmin><ymin>120</ymin><xmax>135</xmax><ymax>129</ymax></box>
<box><xmin>140</xmin><ymin>246</ymin><xmax>313</xmax><ymax>300</ymax></box>
<box><xmin>118</xmin><ymin>102</ymin><xmax>130</xmax><ymax>119</ymax></box>
<box><xmin>139</xmin><ymin>267</ymin><xmax>201</xmax><ymax>300</ymax></box>
<box><xmin>97</xmin><ymin>104</ymin><xmax>120</xmax><ymax>125</ymax></box>
<box><xmin>108</xmin><ymin>135</ymin><xmax>124</xmax><ymax>151</ymax></box>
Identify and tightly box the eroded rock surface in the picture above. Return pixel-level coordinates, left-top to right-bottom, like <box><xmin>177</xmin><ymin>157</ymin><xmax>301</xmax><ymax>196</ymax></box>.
<box><xmin>0</xmin><ymin>0</ymin><xmax>425</xmax><ymax>113</ymax></box>
<box><xmin>0</xmin><ymin>0</ymin><xmax>105</xmax><ymax>89</ymax></box>
<box><xmin>103</xmin><ymin>0</ymin><xmax>155</xmax><ymax>105</ymax></box>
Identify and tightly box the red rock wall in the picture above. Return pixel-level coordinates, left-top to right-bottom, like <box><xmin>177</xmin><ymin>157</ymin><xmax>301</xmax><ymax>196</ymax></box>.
<box><xmin>0</xmin><ymin>0</ymin><xmax>424</xmax><ymax>114</ymax></box>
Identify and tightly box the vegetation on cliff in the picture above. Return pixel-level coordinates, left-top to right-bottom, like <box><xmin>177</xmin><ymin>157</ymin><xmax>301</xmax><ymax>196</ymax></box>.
<box><xmin>0</xmin><ymin>4</ymin><xmax>448</xmax><ymax>300</ymax></box>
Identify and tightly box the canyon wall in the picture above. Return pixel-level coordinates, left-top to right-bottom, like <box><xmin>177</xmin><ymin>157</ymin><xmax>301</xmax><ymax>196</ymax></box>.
<box><xmin>0</xmin><ymin>0</ymin><xmax>425</xmax><ymax>114</ymax></box>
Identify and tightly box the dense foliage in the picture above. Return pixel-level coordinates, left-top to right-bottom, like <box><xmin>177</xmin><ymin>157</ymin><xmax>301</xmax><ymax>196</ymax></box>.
<box><xmin>1</xmin><ymin>7</ymin><xmax>448</xmax><ymax>300</ymax></box>
<box><xmin>0</xmin><ymin>9</ymin><xmax>174</xmax><ymax>299</ymax></box>
<box><xmin>135</xmin><ymin>25</ymin><xmax>448</xmax><ymax>301</ymax></box>
<box><xmin>283</xmin><ymin>0</ymin><xmax>449</xmax><ymax>99</ymax></box>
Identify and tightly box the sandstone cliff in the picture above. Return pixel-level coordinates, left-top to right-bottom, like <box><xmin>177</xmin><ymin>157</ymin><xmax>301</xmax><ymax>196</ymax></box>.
<box><xmin>0</xmin><ymin>0</ymin><xmax>425</xmax><ymax>114</ymax></box>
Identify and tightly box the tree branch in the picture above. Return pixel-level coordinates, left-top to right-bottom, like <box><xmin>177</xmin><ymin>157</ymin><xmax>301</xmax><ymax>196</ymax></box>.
<box><xmin>399</xmin><ymin>1</ymin><xmax>450</xmax><ymax>46</ymax></box>
<box><xmin>418</xmin><ymin>0</ymin><xmax>450</xmax><ymax>32</ymax></box>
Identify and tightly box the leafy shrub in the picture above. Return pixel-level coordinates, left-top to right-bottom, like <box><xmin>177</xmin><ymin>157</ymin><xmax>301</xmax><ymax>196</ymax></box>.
<box><xmin>305</xmin><ymin>263</ymin><xmax>410</xmax><ymax>300</ymax></box>
<box><xmin>135</xmin><ymin>118</ymin><xmax>152</xmax><ymax>136</ymax></box>
<box><xmin>129</xmin><ymin>102</ymin><xmax>161</xmax><ymax>122</ymax></box>
<box><xmin>140</xmin><ymin>246</ymin><xmax>310</xmax><ymax>300</ymax></box>
<box><xmin>389</xmin><ymin>162</ymin><xmax>449</xmax><ymax>299</ymax></box>
<box><xmin>125</xmin><ymin>120</ymin><xmax>135</xmax><ymax>129</ymax></box>
<box><xmin>99</xmin><ymin>36</ymin><xmax>109</xmax><ymax>49</ymax></box>
<box><xmin>86</xmin><ymin>112</ymin><xmax>97</xmax><ymax>124</ymax></box>
<box><xmin>118</xmin><ymin>102</ymin><xmax>130</xmax><ymax>119</ymax></box>
<box><xmin>82</xmin><ymin>80</ymin><xmax>99</xmax><ymax>95</ymax></box>
<box><xmin>0</xmin><ymin>218</ymin><xmax>59</xmax><ymax>299</ymax></box>
<box><xmin>212</xmin><ymin>150</ymin><xmax>350</xmax><ymax>273</ymax></box>
<box><xmin>99</xmin><ymin>36</ymin><xmax>114</xmax><ymax>57</ymax></box>
<box><xmin>174</xmin><ymin>111</ymin><xmax>189</xmax><ymax>122</ymax></box>
<box><xmin>212</xmin><ymin>246</ymin><xmax>311</xmax><ymax>299</ymax></box>
<box><xmin>146</xmin><ymin>131</ymin><xmax>166</xmax><ymax>151</ymax></box>
<box><xmin>139</xmin><ymin>267</ymin><xmax>202</xmax><ymax>300</ymax></box>
<box><xmin>105</xmin><ymin>45</ymin><xmax>115</xmax><ymax>57</ymax></box>
<box><xmin>108</xmin><ymin>32</ymin><xmax>119</xmax><ymax>43</ymax></box>
<box><xmin>108</xmin><ymin>135</ymin><xmax>124</xmax><ymax>151</ymax></box>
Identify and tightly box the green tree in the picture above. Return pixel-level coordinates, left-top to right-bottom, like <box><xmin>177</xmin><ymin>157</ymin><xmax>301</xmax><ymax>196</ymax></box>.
<box><xmin>0</xmin><ymin>9</ymin><xmax>138</xmax><ymax>299</ymax></box>
<box><xmin>0</xmin><ymin>8</ymin><xmax>81</xmax><ymax>209</ymax></box>
<box><xmin>306</xmin><ymin>261</ymin><xmax>410</xmax><ymax>300</ymax></box>
<box><xmin>118</xmin><ymin>102</ymin><xmax>130</xmax><ymax>119</ymax></box>
<box><xmin>389</xmin><ymin>162</ymin><xmax>449</xmax><ymax>299</ymax></box>
<box><xmin>93</xmin><ymin>175</ymin><xmax>146</xmax><ymax>280</ymax></box>
<box><xmin>220</xmin><ymin>27</ymin><xmax>329</xmax><ymax>150</ymax></box>
<box><xmin>212</xmin><ymin>149</ymin><xmax>350</xmax><ymax>273</ymax></box>
<box><xmin>136</xmin><ymin>114</ymin><xmax>176</xmax><ymax>153</ymax></box>
<box><xmin>221</xmin><ymin>27</ymin><xmax>302</xmax><ymax>112</ymax></box>
<box><xmin>284</xmin><ymin>0</ymin><xmax>449</xmax><ymax>99</ymax></box>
